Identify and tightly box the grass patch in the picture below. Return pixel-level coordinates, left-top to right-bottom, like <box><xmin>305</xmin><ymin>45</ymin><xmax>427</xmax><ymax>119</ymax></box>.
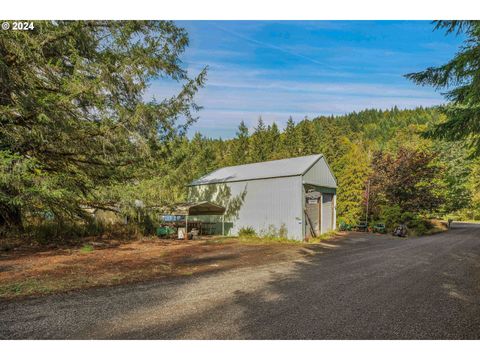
<box><xmin>307</xmin><ymin>231</ymin><xmax>341</xmax><ymax>244</ymax></box>
<box><xmin>79</xmin><ymin>244</ymin><xmax>94</xmax><ymax>253</ymax></box>
<box><xmin>236</xmin><ymin>236</ymin><xmax>301</xmax><ymax>245</ymax></box>
<box><xmin>413</xmin><ymin>219</ymin><xmax>448</xmax><ymax>236</ymax></box>
<box><xmin>238</xmin><ymin>226</ymin><xmax>257</xmax><ymax>237</ymax></box>
<box><xmin>203</xmin><ymin>236</ymin><xmax>302</xmax><ymax>245</ymax></box>
<box><xmin>207</xmin><ymin>233</ymin><xmax>341</xmax><ymax>245</ymax></box>
<box><xmin>204</xmin><ymin>237</ymin><xmax>227</xmax><ymax>245</ymax></box>
<box><xmin>0</xmin><ymin>278</ymin><xmax>64</xmax><ymax>298</ymax></box>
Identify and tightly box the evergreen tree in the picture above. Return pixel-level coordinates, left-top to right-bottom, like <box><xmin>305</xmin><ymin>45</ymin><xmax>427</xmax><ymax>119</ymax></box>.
<box><xmin>0</xmin><ymin>21</ymin><xmax>206</xmax><ymax>229</ymax></box>
<box><xmin>406</xmin><ymin>21</ymin><xmax>480</xmax><ymax>156</ymax></box>
<box><xmin>230</xmin><ymin>121</ymin><xmax>250</xmax><ymax>165</ymax></box>
<box><xmin>188</xmin><ymin>133</ymin><xmax>218</xmax><ymax>179</ymax></box>
<box><xmin>433</xmin><ymin>140</ymin><xmax>473</xmax><ymax>214</ymax></box>
<box><xmin>281</xmin><ymin>116</ymin><xmax>299</xmax><ymax>157</ymax></box>
<box><xmin>296</xmin><ymin>118</ymin><xmax>318</xmax><ymax>155</ymax></box>
<box><xmin>334</xmin><ymin>138</ymin><xmax>371</xmax><ymax>225</ymax></box>
<box><xmin>468</xmin><ymin>160</ymin><xmax>480</xmax><ymax>220</ymax></box>
<box><xmin>249</xmin><ymin>117</ymin><xmax>268</xmax><ymax>162</ymax></box>
<box><xmin>265</xmin><ymin>122</ymin><xmax>281</xmax><ymax>159</ymax></box>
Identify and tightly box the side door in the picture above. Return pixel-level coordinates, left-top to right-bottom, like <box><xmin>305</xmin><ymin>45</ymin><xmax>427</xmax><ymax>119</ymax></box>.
<box><xmin>305</xmin><ymin>195</ymin><xmax>320</xmax><ymax>238</ymax></box>
<box><xmin>321</xmin><ymin>193</ymin><xmax>334</xmax><ymax>233</ymax></box>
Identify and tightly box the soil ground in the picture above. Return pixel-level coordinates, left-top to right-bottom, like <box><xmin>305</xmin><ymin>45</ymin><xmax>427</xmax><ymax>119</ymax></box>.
<box><xmin>0</xmin><ymin>223</ymin><xmax>476</xmax><ymax>340</ymax></box>
<box><xmin>0</xmin><ymin>220</ymin><xmax>446</xmax><ymax>300</ymax></box>
<box><xmin>0</xmin><ymin>236</ymin><xmax>330</xmax><ymax>299</ymax></box>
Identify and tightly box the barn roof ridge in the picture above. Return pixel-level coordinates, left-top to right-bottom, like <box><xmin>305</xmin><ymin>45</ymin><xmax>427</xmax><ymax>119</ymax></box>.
<box><xmin>189</xmin><ymin>154</ymin><xmax>324</xmax><ymax>186</ymax></box>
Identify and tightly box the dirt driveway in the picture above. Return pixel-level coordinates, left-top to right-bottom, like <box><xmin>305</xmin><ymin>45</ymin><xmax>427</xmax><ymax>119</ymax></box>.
<box><xmin>2</xmin><ymin>224</ymin><xmax>480</xmax><ymax>339</ymax></box>
<box><xmin>0</xmin><ymin>224</ymin><xmax>480</xmax><ymax>339</ymax></box>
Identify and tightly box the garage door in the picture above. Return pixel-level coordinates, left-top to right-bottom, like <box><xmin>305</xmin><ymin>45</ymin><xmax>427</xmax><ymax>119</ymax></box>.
<box><xmin>321</xmin><ymin>193</ymin><xmax>333</xmax><ymax>233</ymax></box>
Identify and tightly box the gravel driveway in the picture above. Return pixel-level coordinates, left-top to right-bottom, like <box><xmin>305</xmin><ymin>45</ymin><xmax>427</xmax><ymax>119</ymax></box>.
<box><xmin>2</xmin><ymin>223</ymin><xmax>480</xmax><ymax>339</ymax></box>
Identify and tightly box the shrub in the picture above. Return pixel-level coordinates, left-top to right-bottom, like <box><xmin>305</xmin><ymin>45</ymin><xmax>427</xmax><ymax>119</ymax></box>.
<box><xmin>139</xmin><ymin>214</ymin><xmax>156</xmax><ymax>236</ymax></box>
<box><xmin>259</xmin><ymin>224</ymin><xmax>279</xmax><ymax>238</ymax></box>
<box><xmin>237</xmin><ymin>224</ymin><xmax>298</xmax><ymax>243</ymax></box>
<box><xmin>238</xmin><ymin>226</ymin><xmax>257</xmax><ymax>237</ymax></box>
<box><xmin>278</xmin><ymin>223</ymin><xmax>288</xmax><ymax>238</ymax></box>
<box><xmin>407</xmin><ymin>217</ymin><xmax>434</xmax><ymax>236</ymax></box>
<box><xmin>338</xmin><ymin>217</ymin><xmax>352</xmax><ymax>231</ymax></box>
<box><xmin>379</xmin><ymin>204</ymin><xmax>436</xmax><ymax>236</ymax></box>
<box><xmin>24</xmin><ymin>220</ymin><xmax>105</xmax><ymax>244</ymax></box>
<box><xmin>379</xmin><ymin>204</ymin><xmax>402</xmax><ymax>231</ymax></box>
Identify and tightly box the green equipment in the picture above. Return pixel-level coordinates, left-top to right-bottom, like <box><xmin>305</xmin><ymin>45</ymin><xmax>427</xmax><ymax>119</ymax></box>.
<box><xmin>339</xmin><ymin>221</ymin><xmax>352</xmax><ymax>231</ymax></box>
<box><xmin>356</xmin><ymin>220</ymin><xmax>368</xmax><ymax>232</ymax></box>
<box><xmin>156</xmin><ymin>226</ymin><xmax>176</xmax><ymax>237</ymax></box>
<box><xmin>373</xmin><ymin>223</ymin><xmax>386</xmax><ymax>233</ymax></box>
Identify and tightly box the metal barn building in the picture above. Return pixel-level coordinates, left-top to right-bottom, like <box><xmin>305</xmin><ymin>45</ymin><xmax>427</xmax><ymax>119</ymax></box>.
<box><xmin>188</xmin><ymin>154</ymin><xmax>337</xmax><ymax>241</ymax></box>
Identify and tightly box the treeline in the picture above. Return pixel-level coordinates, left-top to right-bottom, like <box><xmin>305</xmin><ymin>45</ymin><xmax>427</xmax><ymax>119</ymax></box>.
<box><xmin>150</xmin><ymin>107</ymin><xmax>480</xmax><ymax>230</ymax></box>
<box><xmin>3</xmin><ymin>21</ymin><xmax>480</xmax><ymax>239</ymax></box>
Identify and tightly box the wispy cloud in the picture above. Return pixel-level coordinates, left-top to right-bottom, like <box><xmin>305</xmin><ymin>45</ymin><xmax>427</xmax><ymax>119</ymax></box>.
<box><xmin>146</xmin><ymin>20</ymin><xmax>462</xmax><ymax>139</ymax></box>
<box><xmin>211</xmin><ymin>23</ymin><xmax>335</xmax><ymax>69</ymax></box>
<box><xmin>146</xmin><ymin>61</ymin><xmax>445</xmax><ymax>139</ymax></box>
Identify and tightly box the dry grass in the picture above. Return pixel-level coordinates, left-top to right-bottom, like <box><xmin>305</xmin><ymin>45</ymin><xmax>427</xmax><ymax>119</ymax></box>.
<box><xmin>425</xmin><ymin>219</ymin><xmax>449</xmax><ymax>235</ymax></box>
<box><xmin>0</xmin><ymin>236</ymin><xmax>314</xmax><ymax>300</ymax></box>
<box><xmin>307</xmin><ymin>230</ymin><xmax>343</xmax><ymax>243</ymax></box>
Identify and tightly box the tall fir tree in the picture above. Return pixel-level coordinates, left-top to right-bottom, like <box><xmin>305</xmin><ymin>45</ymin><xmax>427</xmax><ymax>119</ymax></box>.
<box><xmin>406</xmin><ymin>21</ymin><xmax>480</xmax><ymax>156</ymax></box>
<box><xmin>334</xmin><ymin>138</ymin><xmax>372</xmax><ymax>225</ymax></box>
<box><xmin>281</xmin><ymin>116</ymin><xmax>300</xmax><ymax>157</ymax></box>
<box><xmin>296</xmin><ymin>118</ymin><xmax>318</xmax><ymax>155</ymax></box>
<box><xmin>265</xmin><ymin>122</ymin><xmax>281</xmax><ymax>160</ymax></box>
<box><xmin>0</xmin><ymin>21</ymin><xmax>206</xmax><ymax>228</ymax></box>
<box><xmin>249</xmin><ymin>117</ymin><xmax>268</xmax><ymax>162</ymax></box>
<box><xmin>230</xmin><ymin>121</ymin><xmax>250</xmax><ymax>165</ymax></box>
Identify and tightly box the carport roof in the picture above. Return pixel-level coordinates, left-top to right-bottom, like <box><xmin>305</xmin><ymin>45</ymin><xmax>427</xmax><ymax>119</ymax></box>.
<box><xmin>162</xmin><ymin>201</ymin><xmax>226</xmax><ymax>216</ymax></box>
<box><xmin>189</xmin><ymin>154</ymin><xmax>323</xmax><ymax>186</ymax></box>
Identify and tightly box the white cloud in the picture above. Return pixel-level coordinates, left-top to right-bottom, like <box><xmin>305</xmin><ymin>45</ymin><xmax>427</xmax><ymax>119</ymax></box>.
<box><xmin>144</xmin><ymin>46</ymin><xmax>445</xmax><ymax>140</ymax></box>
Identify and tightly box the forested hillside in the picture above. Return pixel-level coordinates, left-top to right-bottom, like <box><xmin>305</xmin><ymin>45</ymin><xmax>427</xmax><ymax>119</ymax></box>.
<box><xmin>148</xmin><ymin>107</ymin><xmax>480</xmax><ymax>231</ymax></box>
<box><xmin>2</xmin><ymin>20</ymin><xmax>480</xmax><ymax>240</ymax></box>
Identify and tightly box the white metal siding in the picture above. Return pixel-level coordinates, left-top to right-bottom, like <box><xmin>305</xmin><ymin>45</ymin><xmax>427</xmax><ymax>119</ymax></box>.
<box><xmin>302</xmin><ymin>157</ymin><xmax>337</xmax><ymax>188</ymax></box>
<box><xmin>189</xmin><ymin>176</ymin><xmax>304</xmax><ymax>240</ymax></box>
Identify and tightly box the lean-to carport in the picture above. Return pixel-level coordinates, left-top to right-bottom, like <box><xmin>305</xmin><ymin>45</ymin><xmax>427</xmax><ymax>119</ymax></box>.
<box><xmin>163</xmin><ymin>201</ymin><xmax>226</xmax><ymax>239</ymax></box>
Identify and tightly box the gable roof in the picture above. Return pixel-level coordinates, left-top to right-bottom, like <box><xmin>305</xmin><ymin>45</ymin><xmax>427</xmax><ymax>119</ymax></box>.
<box><xmin>189</xmin><ymin>154</ymin><xmax>325</xmax><ymax>186</ymax></box>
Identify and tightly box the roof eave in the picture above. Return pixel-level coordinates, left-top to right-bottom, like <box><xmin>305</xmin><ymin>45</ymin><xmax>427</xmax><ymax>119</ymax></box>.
<box><xmin>188</xmin><ymin>173</ymin><xmax>304</xmax><ymax>186</ymax></box>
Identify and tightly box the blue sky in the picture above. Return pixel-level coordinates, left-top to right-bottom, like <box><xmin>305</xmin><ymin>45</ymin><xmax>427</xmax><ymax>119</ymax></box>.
<box><xmin>146</xmin><ymin>21</ymin><xmax>464</xmax><ymax>139</ymax></box>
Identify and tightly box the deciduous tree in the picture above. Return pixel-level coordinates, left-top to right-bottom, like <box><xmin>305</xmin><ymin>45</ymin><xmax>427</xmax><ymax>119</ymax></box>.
<box><xmin>369</xmin><ymin>147</ymin><xmax>444</xmax><ymax>216</ymax></box>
